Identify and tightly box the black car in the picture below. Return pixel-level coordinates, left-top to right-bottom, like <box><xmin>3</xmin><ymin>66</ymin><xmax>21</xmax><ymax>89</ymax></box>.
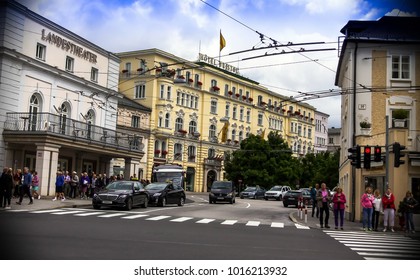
<box><xmin>209</xmin><ymin>181</ymin><xmax>235</xmax><ymax>204</ymax></box>
<box><xmin>92</xmin><ymin>180</ymin><xmax>149</xmax><ymax>210</ymax></box>
<box><xmin>144</xmin><ymin>182</ymin><xmax>186</xmax><ymax>207</ymax></box>
<box><xmin>240</xmin><ymin>186</ymin><xmax>266</xmax><ymax>199</ymax></box>
<box><xmin>299</xmin><ymin>188</ymin><xmax>313</xmax><ymax>207</ymax></box>
<box><xmin>283</xmin><ymin>190</ymin><xmax>311</xmax><ymax>207</ymax></box>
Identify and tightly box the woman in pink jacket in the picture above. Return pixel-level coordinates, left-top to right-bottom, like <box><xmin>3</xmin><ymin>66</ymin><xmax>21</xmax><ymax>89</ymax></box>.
<box><xmin>382</xmin><ymin>187</ymin><xmax>396</xmax><ymax>232</ymax></box>
<box><xmin>361</xmin><ymin>187</ymin><xmax>375</xmax><ymax>231</ymax></box>
<box><xmin>332</xmin><ymin>187</ymin><xmax>346</xmax><ymax>230</ymax></box>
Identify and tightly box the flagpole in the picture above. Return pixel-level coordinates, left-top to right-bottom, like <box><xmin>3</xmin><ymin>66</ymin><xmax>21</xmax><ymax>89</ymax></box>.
<box><xmin>219</xmin><ymin>29</ymin><xmax>221</xmax><ymax>67</ymax></box>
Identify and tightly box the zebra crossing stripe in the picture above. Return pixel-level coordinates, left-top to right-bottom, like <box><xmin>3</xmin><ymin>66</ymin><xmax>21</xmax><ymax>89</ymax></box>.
<box><xmin>170</xmin><ymin>217</ymin><xmax>193</xmax><ymax>222</ymax></box>
<box><xmin>30</xmin><ymin>209</ymin><xmax>65</xmax><ymax>214</ymax></box>
<box><xmin>295</xmin><ymin>223</ymin><xmax>310</xmax><ymax>229</ymax></box>
<box><xmin>196</xmin><ymin>218</ymin><xmax>215</xmax><ymax>224</ymax></box>
<box><xmin>122</xmin><ymin>214</ymin><xmax>149</xmax><ymax>219</ymax></box>
<box><xmin>146</xmin><ymin>215</ymin><xmax>171</xmax><ymax>221</ymax></box>
<box><xmin>221</xmin><ymin>220</ymin><xmax>237</xmax><ymax>225</ymax></box>
<box><xmin>51</xmin><ymin>210</ymin><xmax>85</xmax><ymax>215</ymax></box>
<box><xmin>97</xmin><ymin>213</ymin><xmax>128</xmax><ymax>218</ymax></box>
<box><xmin>75</xmin><ymin>212</ymin><xmax>103</xmax><ymax>216</ymax></box>
<box><xmin>246</xmin><ymin>221</ymin><xmax>260</xmax><ymax>227</ymax></box>
<box><xmin>271</xmin><ymin>222</ymin><xmax>284</xmax><ymax>228</ymax></box>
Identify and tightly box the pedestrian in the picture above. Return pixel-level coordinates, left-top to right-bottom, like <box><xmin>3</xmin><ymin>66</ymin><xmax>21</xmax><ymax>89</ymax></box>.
<box><xmin>382</xmin><ymin>187</ymin><xmax>396</xmax><ymax>232</ymax></box>
<box><xmin>310</xmin><ymin>184</ymin><xmax>319</xmax><ymax>218</ymax></box>
<box><xmin>0</xmin><ymin>167</ymin><xmax>6</xmax><ymax>208</ymax></box>
<box><xmin>372</xmin><ymin>189</ymin><xmax>382</xmax><ymax>231</ymax></box>
<box><xmin>70</xmin><ymin>171</ymin><xmax>79</xmax><ymax>198</ymax></box>
<box><xmin>80</xmin><ymin>172</ymin><xmax>90</xmax><ymax>199</ymax></box>
<box><xmin>13</xmin><ymin>168</ymin><xmax>22</xmax><ymax>198</ymax></box>
<box><xmin>403</xmin><ymin>191</ymin><xmax>418</xmax><ymax>233</ymax></box>
<box><xmin>316</xmin><ymin>182</ymin><xmax>331</xmax><ymax>228</ymax></box>
<box><xmin>16</xmin><ymin>167</ymin><xmax>33</xmax><ymax>205</ymax></box>
<box><xmin>332</xmin><ymin>187</ymin><xmax>346</xmax><ymax>230</ymax></box>
<box><xmin>361</xmin><ymin>186</ymin><xmax>375</xmax><ymax>231</ymax></box>
<box><xmin>52</xmin><ymin>170</ymin><xmax>65</xmax><ymax>201</ymax></box>
<box><xmin>2</xmin><ymin>168</ymin><xmax>14</xmax><ymax>209</ymax></box>
<box><xmin>31</xmin><ymin>170</ymin><xmax>40</xmax><ymax>199</ymax></box>
<box><xmin>64</xmin><ymin>171</ymin><xmax>71</xmax><ymax>199</ymax></box>
<box><xmin>90</xmin><ymin>173</ymin><xmax>97</xmax><ymax>198</ymax></box>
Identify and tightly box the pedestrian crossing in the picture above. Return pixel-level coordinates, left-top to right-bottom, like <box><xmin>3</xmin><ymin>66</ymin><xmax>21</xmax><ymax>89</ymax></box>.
<box><xmin>324</xmin><ymin>230</ymin><xmax>420</xmax><ymax>260</ymax></box>
<box><xmin>9</xmin><ymin>208</ymin><xmax>310</xmax><ymax>230</ymax></box>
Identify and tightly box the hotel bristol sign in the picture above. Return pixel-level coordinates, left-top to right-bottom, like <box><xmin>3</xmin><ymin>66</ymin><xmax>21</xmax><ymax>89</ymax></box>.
<box><xmin>41</xmin><ymin>29</ymin><xmax>97</xmax><ymax>64</ymax></box>
<box><xmin>198</xmin><ymin>53</ymin><xmax>239</xmax><ymax>74</ymax></box>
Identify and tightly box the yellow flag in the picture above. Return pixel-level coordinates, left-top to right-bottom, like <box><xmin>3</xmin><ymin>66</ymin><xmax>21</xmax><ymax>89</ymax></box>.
<box><xmin>261</xmin><ymin>128</ymin><xmax>266</xmax><ymax>139</ymax></box>
<box><xmin>220</xmin><ymin>30</ymin><xmax>226</xmax><ymax>51</ymax></box>
<box><xmin>219</xmin><ymin>122</ymin><xmax>229</xmax><ymax>142</ymax></box>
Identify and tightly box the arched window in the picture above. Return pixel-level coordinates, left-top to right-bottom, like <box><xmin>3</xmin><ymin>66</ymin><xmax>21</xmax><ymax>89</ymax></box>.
<box><xmin>239</xmin><ymin>131</ymin><xmax>243</xmax><ymax>142</ymax></box>
<box><xmin>189</xmin><ymin>120</ymin><xmax>197</xmax><ymax>134</ymax></box>
<box><xmin>175</xmin><ymin>117</ymin><xmax>184</xmax><ymax>131</ymax></box>
<box><xmin>164</xmin><ymin>113</ymin><xmax>170</xmax><ymax>128</ymax></box>
<box><xmin>231</xmin><ymin>129</ymin><xmax>236</xmax><ymax>141</ymax></box>
<box><xmin>174</xmin><ymin>143</ymin><xmax>183</xmax><ymax>160</ymax></box>
<box><xmin>209</xmin><ymin>124</ymin><xmax>216</xmax><ymax>140</ymax></box>
<box><xmin>29</xmin><ymin>94</ymin><xmax>41</xmax><ymax>131</ymax></box>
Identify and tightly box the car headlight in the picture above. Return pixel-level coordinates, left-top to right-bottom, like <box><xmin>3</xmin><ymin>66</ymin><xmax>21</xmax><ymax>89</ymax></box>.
<box><xmin>227</xmin><ymin>192</ymin><xmax>233</xmax><ymax>197</ymax></box>
<box><xmin>118</xmin><ymin>194</ymin><xmax>127</xmax><ymax>199</ymax></box>
<box><xmin>153</xmin><ymin>193</ymin><xmax>161</xmax><ymax>197</ymax></box>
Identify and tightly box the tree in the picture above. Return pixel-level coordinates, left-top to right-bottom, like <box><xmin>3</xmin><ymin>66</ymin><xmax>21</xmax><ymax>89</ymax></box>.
<box><xmin>224</xmin><ymin>131</ymin><xmax>297</xmax><ymax>190</ymax></box>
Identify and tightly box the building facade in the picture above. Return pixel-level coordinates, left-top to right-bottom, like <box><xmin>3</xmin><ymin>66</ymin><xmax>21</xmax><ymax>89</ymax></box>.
<box><xmin>314</xmin><ymin>110</ymin><xmax>329</xmax><ymax>153</ymax></box>
<box><xmin>336</xmin><ymin>15</ymin><xmax>420</xmax><ymax>221</ymax></box>
<box><xmin>0</xmin><ymin>0</ymin><xmax>148</xmax><ymax>196</ymax></box>
<box><xmin>116</xmin><ymin>49</ymin><xmax>319</xmax><ymax>191</ymax></box>
<box><xmin>327</xmin><ymin>127</ymin><xmax>341</xmax><ymax>153</ymax></box>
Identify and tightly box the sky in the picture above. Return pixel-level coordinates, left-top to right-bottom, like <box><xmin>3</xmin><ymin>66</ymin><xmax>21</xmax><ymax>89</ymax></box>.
<box><xmin>17</xmin><ymin>0</ymin><xmax>420</xmax><ymax>128</ymax></box>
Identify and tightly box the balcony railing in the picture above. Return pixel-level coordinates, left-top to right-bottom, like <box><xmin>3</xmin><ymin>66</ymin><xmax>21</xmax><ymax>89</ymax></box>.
<box><xmin>4</xmin><ymin>112</ymin><xmax>143</xmax><ymax>152</ymax></box>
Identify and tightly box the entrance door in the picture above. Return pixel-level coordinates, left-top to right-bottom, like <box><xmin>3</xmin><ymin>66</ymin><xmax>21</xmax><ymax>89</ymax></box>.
<box><xmin>57</xmin><ymin>158</ymin><xmax>69</xmax><ymax>172</ymax></box>
<box><xmin>24</xmin><ymin>154</ymin><xmax>36</xmax><ymax>171</ymax></box>
<box><xmin>206</xmin><ymin>170</ymin><xmax>216</xmax><ymax>192</ymax></box>
<box><xmin>83</xmin><ymin>161</ymin><xmax>94</xmax><ymax>174</ymax></box>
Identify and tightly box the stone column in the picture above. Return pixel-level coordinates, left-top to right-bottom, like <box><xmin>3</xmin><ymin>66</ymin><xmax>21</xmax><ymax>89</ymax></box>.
<box><xmin>124</xmin><ymin>158</ymin><xmax>140</xmax><ymax>180</ymax></box>
<box><xmin>35</xmin><ymin>143</ymin><xmax>60</xmax><ymax>197</ymax></box>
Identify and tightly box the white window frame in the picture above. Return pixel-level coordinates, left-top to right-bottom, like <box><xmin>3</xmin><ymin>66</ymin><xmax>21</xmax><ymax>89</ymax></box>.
<box><xmin>36</xmin><ymin>43</ymin><xmax>46</xmax><ymax>60</ymax></box>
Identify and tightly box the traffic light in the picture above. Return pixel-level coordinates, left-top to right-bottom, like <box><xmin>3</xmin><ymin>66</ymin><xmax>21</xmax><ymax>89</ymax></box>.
<box><xmin>348</xmin><ymin>145</ymin><xmax>361</xmax><ymax>168</ymax></box>
<box><xmin>364</xmin><ymin>146</ymin><xmax>371</xmax><ymax>169</ymax></box>
<box><xmin>393</xmin><ymin>142</ymin><xmax>406</xmax><ymax>167</ymax></box>
<box><xmin>374</xmin><ymin>146</ymin><xmax>382</xmax><ymax>162</ymax></box>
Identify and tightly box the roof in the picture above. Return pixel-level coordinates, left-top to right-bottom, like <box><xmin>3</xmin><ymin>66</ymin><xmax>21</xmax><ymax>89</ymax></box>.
<box><xmin>340</xmin><ymin>16</ymin><xmax>420</xmax><ymax>41</ymax></box>
<box><xmin>118</xmin><ymin>95</ymin><xmax>151</xmax><ymax>112</ymax></box>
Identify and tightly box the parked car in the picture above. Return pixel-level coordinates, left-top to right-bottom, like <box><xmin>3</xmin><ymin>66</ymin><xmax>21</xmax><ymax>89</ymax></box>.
<box><xmin>299</xmin><ymin>188</ymin><xmax>313</xmax><ymax>207</ymax></box>
<box><xmin>283</xmin><ymin>189</ymin><xmax>312</xmax><ymax>207</ymax></box>
<box><xmin>209</xmin><ymin>181</ymin><xmax>236</xmax><ymax>204</ymax></box>
<box><xmin>144</xmin><ymin>182</ymin><xmax>186</xmax><ymax>207</ymax></box>
<box><xmin>240</xmin><ymin>186</ymin><xmax>266</xmax><ymax>199</ymax></box>
<box><xmin>92</xmin><ymin>180</ymin><xmax>149</xmax><ymax>210</ymax></box>
<box><xmin>264</xmin><ymin>185</ymin><xmax>291</xmax><ymax>201</ymax></box>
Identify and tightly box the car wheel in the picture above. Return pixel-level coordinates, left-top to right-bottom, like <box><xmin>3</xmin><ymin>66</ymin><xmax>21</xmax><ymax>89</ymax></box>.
<box><xmin>93</xmin><ymin>204</ymin><xmax>101</xmax><ymax>210</ymax></box>
<box><xmin>253</xmin><ymin>194</ymin><xmax>257</xmax><ymax>199</ymax></box>
<box><xmin>283</xmin><ymin>203</ymin><xmax>288</xmax><ymax>207</ymax></box>
<box><xmin>125</xmin><ymin>198</ymin><xmax>133</xmax><ymax>211</ymax></box>
<box><xmin>240</xmin><ymin>196</ymin><xmax>244</xmax><ymax>199</ymax></box>
<box><xmin>279</xmin><ymin>195</ymin><xmax>282</xmax><ymax>201</ymax></box>
<box><xmin>141</xmin><ymin>195</ymin><xmax>148</xmax><ymax>208</ymax></box>
<box><xmin>159</xmin><ymin>197</ymin><xmax>166</xmax><ymax>207</ymax></box>
<box><xmin>264</xmin><ymin>197</ymin><xmax>268</xmax><ymax>200</ymax></box>
<box><xmin>178</xmin><ymin>196</ymin><xmax>185</xmax><ymax>206</ymax></box>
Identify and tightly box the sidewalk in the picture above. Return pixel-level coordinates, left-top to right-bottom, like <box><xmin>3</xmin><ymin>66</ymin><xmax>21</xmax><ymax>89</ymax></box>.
<box><xmin>2</xmin><ymin>196</ymin><xmax>92</xmax><ymax>211</ymax></box>
<box><xmin>289</xmin><ymin>206</ymin><xmax>420</xmax><ymax>238</ymax></box>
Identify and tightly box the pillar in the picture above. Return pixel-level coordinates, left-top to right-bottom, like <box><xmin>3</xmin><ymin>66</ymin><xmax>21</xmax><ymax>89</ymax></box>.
<box><xmin>35</xmin><ymin>143</ymin><xmax>60</xmax><ymax>197</ymax></box>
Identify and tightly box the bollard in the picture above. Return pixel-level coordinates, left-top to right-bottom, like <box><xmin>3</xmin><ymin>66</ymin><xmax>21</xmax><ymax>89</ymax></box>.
<box><xmin>304</xmin><ymin>206</ymin><xmax>308</xmax><ymax>223</ymax></box>
<box><xmin>299</xmin><ymin>200</ymin><xmax>303</xmax><ymax>219</ymax></box>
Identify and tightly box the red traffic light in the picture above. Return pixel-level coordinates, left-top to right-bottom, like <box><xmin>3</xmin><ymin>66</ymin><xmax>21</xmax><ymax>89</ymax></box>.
<box><xmin>364</xmin><ymin>147</ymin><xmax>371</xmax><ymax>154</ymax></box>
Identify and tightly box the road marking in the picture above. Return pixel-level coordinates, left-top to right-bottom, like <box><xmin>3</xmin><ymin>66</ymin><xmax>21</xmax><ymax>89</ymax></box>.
<box><xmin>271</xmin><ymin>222</ymin><xmax>284</xmax><ymax>228</ymax></box>
<box><xmin>221</xmin><ymin>220</ymin><xmax>237</xmax><ymax>225</ymax></box>
<box><xmin>246</xmin><ymin>221</ymin><xmax>260</xmax><ymax>226</ymax></box>
<box><xmin>51</xmin><ymin>210</ymin><xmax>85</xmax><ymax>215</ymax></box>
<box><xmin>30</xmin><ymin>209</ymin><xmax>65</xmax><ymax>214</ymax></box>
<box><xmin>146</xmin><ymin>215</ymin><xmax>171</xmax><ymax>221</ymax></box>
<box><xmin>75</xmin><ymin>212</ymin><xmax>104</xmax><ymax>216</ymax></box>
<box><xmin>170</xmin><ymin>217</ymin><xmax>193</xmax><ymax>222</ymax></box>
<box><xmin>122</xmin><ymin>214</ymin><xmax>150</xmax><ymax>219</ymax></box>
<box><xmin>295</xmin><ymin>223</ymin><xmax>310</xmax><ymax>229</ymax></box>
<box><xmin>196</xmin><ymin>218</ymin><xmax>215</xmax><ymax>224</ymax></box>
<box><xmin>97</xmin><ymin>213</ymin><xmax>128</xmax><ymax>218</ymax></box>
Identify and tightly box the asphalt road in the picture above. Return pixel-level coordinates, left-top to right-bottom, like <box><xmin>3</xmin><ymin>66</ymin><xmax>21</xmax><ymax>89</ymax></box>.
<box><xmin>1</xmin><ymin>194</ymin><xmax>364</xmax><ymax>260</ymax></box>
<box><xmin>2</xmin><ymin>209</ymin><xmax>362</xmax><ymax>260</ymax></box>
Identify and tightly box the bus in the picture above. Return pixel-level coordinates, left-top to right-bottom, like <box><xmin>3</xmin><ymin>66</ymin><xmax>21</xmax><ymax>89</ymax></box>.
<box><xmin>151</xmin><ymin>164</ymin><xmax>186</xmax><ymax>189</ymax></box>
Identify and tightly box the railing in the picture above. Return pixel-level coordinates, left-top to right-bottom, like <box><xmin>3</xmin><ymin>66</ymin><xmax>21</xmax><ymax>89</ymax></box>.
<box><xmin>4</xmin><ymin>112</ymin><xmax>143</xmax><ymax>152</ymax></box>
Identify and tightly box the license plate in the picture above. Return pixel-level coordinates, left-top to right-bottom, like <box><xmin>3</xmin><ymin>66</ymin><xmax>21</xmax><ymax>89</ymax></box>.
<box><xmin>289</xmin><ymin>198</ymin><xmax>295</xmax><ymax>200</ymax></box>
<box><xmin>217</xmin><ymin>197</ymin><xmax>225</xmax><ymax>200</ymax></box>
<box><xmin>102</xmin><ymin>200</ymin><xmax>113</xmax><ymax>204</ymax></box>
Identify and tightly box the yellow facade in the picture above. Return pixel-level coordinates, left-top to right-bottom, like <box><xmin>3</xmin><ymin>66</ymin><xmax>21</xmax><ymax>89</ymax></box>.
<box><xmin>116</xmin><ymin>49</ymin><xmax>316</xmax><ymax>192</ymax></box>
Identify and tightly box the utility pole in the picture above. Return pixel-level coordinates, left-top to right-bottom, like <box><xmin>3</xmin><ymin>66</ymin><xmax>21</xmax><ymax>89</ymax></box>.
<box><xmin>385</xmin><ymin>115</ymin><xmax>389</xmax><ymax>196</ymax></box>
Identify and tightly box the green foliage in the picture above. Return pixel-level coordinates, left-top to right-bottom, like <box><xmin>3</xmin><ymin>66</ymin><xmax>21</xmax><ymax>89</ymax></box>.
<box><xmin>224</xmin><ymin>131</ymin><xmax>339</xmax><ymax>190</ymax></box>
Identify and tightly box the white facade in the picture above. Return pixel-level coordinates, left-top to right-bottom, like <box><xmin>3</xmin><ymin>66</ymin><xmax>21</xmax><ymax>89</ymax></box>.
<box><xmin>313</xmin><ymin>111</ymin><xmax>329</xmax><ymax>153</ymax></box>
<box><xmin>0</xmin><ymin>0</ymin><xmax>146</xmax><ymax>196</ymax></box>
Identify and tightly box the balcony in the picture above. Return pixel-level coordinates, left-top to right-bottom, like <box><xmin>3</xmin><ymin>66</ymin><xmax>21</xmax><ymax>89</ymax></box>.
<box><xmin>3</xmin><ymin>112</ymin><xmax>142</xmax><ymax>153</ymax></box>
